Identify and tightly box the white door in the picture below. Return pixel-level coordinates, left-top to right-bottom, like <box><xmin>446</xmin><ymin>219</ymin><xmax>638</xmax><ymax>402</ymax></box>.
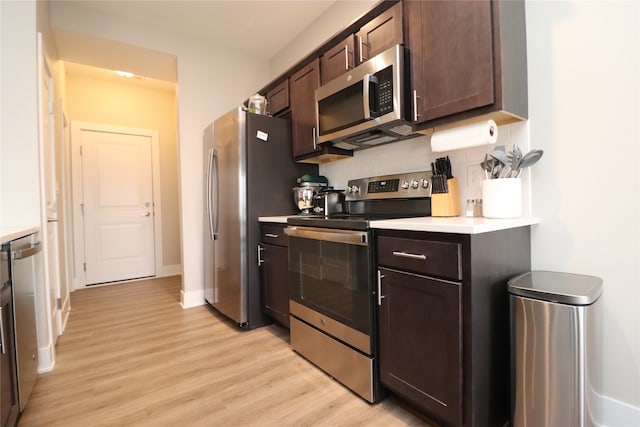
<box><xmin>81</xmin><ymin>130</ymin><xmax>156</xmax><ymax>285</ymax></box>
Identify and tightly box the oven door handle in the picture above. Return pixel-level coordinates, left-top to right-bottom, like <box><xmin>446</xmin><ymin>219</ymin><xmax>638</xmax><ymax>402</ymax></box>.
<box><xmin>285</xmin><ymin>226</ymin><xmax>369</xmax><ymax>246</ymax></box>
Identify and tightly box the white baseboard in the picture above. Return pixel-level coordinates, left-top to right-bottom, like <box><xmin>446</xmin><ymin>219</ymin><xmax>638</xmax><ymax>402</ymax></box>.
<box><xmin>37</xmin><ymin>342</ymin><xmax>55</xmax><ymax>373</ymax></box>
<box><xmin>161</xmin><ymin>264</ymin><xmax>182</xmax><ymax>277</ymax></box>
<box><xmin>602</xmin><ymin>394</ymin><xmax>640</xmax><ymax>427</ymax></box>
<box><xmin>180</xmin><ymin>288</ymin><xmax>205</xmax><ymax>309</ymax></box>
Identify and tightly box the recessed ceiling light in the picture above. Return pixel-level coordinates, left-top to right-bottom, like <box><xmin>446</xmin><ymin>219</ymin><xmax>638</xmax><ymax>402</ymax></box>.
<box><xmin>115</xmin><ymin>70</ymin><xmax>135</xmax><ymax>78</ymax></box>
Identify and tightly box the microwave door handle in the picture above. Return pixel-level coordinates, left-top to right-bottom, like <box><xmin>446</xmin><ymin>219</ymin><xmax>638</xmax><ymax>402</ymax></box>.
<box><xmin>362</xmin><ymin>74</ymin><xmax>380</xmax><ymax>120</ymax></box>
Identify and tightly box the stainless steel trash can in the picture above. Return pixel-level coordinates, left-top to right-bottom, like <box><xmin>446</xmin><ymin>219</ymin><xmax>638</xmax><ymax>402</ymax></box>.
<box><xmin>508</xmin><ymin>271</ymin><xmax>603</xmax><ymax>427</ymax></box>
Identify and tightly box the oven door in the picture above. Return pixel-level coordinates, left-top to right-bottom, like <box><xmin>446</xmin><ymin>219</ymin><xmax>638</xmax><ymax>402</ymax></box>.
<box><xmin>286</xmin><ymin>226</ymin><xmax>373</xmax><ymax>353</ymax></box>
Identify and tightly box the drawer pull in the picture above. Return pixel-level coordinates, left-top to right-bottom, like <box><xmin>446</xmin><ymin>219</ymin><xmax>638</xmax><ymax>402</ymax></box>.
<box><xmin>264</xmin><ymin>233</ymin><xmax>279</xmax><ymax>238</ymax></box>
<box><xmin>392</xmin><ymin>251</ymin><xmax>427</xmax><ymax>260</ymax></box>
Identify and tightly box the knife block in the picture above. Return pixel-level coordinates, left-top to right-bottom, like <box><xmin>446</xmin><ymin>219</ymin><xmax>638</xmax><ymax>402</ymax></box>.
<box><xmin>432</xmin><ymin>178</ymin><xmax>461</xmax><ymax>217</ymax></box>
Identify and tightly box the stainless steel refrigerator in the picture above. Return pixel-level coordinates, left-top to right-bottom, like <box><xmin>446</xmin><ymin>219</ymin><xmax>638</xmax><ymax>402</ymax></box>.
<box><xmin>203</xmin><ymin>107</ymin><xmax>316</xmax><ymax>329</ymax></box>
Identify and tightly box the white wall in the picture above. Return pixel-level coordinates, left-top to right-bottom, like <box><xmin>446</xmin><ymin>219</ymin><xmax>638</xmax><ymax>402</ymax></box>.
<box><xmin>0</xmin><ymin>0</ymin><xmax>40</xmax><ymax>227</ymax></box>
<box><xmin>527</xmin><ymin>1</ymin><xmax>640</xmax><ymax>423</ymax></box>
<box><xmin>49</xmin><ymin>2</ymin><xmax>271</xmax><ymax>307</ymax></box>
<box><xmin>269</xmin><ymin>0</ymin><xmax>377</xmax><ymax>78</ymax></box>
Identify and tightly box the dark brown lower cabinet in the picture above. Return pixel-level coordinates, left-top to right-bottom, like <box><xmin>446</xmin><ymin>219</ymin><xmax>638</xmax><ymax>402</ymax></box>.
<box><xmin>376</xmin><ymin>227</ymin><xmax>532</xmax><ymax>427</ymax></box>
<box><xmin>378</xmin><ymin>267</ymin><xmax>462</xmax><ymax>426</ymax></box>
<box><xmin>259</xmin><ymin>223</ymin><xmax>290</xmax><ymax>328</ymax></box>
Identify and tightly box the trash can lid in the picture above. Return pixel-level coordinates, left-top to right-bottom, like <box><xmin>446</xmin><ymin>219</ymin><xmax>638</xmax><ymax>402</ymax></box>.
<box><xmin>508</xmin><ymin>271</ymin><xmax>603</xmax><ymax>305</ymax></box>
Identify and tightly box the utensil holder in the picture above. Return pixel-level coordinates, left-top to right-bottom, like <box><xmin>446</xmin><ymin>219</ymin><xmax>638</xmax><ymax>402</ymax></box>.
<box><xmin>432</xmin><ymin>178</ymin><xmax>461</xmax><ymax>217</ymax></box>
<box><xmin>482</xmin><ymin>178</ymin><xmax>522</xmax><ymax>218</ymax></box>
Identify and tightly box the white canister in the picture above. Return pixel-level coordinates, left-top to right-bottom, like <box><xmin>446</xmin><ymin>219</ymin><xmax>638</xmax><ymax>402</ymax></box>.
<box><xmin>482</xmin><ymin>178</ymin><xmax>522</xmax><ymax>218</ymax></box>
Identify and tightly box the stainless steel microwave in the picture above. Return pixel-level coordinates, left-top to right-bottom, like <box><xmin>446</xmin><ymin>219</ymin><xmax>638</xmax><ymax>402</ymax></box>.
<box><xmin>315</xmin><ymin>44</ymin><xmax>416</xmax><ymax>151</ymax></box>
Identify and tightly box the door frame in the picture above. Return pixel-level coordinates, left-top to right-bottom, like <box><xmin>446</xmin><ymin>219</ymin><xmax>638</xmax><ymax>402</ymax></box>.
<box><xmin>69</xmin><ymin>122</ymin><xmax>163</xmax><ymax>290</ymax></box>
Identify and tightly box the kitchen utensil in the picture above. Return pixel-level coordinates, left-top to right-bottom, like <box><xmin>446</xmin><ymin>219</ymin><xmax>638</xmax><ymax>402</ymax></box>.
<box><xmin>514</xmin><ymin>149</ymin><xmax>543</xmax><ymax>177</ymax></box>
<box><xmin>509</xmin><ymin>145</ymin><xmax>522</xmax><ymax>176</ymax></box>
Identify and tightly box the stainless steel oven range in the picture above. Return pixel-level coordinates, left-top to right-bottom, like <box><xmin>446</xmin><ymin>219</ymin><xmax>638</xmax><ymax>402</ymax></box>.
<box><xmin>285</xmin><ymin>171</ymin><xmax>432</xmax><ymax>402</ymax></box>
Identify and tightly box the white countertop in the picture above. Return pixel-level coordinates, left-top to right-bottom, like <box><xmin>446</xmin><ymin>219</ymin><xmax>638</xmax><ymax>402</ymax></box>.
<box><xmin>258</xmin><ymin>216</ymin><xmax>293</xmax><ymax>224</ymax></box>
<box><xmin>369</xmin><ymin>216</ymin><xmax>540</xmax><ymax>234</ymax></box>
<box><xmin>260</xmin><ymin>215</ymin><xmax>539</xmax><ymax>234</ymax></box>
<box><xmin>1</xmin><ymin>226</ymin><xmax>40</xmax><ymax>244</ymax></box>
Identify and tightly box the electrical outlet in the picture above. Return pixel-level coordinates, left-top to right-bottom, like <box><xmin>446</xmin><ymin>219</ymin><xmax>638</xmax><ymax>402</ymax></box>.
<box><xmin>467</xmin><ymin>164</ymin><xmax>484</xmax><ymax>187</ymax></box>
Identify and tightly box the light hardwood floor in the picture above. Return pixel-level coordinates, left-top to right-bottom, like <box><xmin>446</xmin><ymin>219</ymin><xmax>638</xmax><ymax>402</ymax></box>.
<box><xmin>20</xmin><ymin>276</ymin><xmax>434</xmax><ymax>427</ymax></box>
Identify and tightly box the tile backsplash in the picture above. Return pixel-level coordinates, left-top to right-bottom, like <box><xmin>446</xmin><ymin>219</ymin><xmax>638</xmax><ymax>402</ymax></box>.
<box><xmin>319</xmin><ymin>121</ymin><xmax>532</xmax><ymax>217</ymax></box>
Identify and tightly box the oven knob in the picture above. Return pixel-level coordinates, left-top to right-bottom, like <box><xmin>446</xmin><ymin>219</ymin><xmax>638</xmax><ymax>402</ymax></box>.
<box><xmin>421</xmin><ymin>179</ymin><xmax>430</xmax><ymax>189</ymax></box>
<box><xmin>410</xmin><ymin>179</ymin><xmax>419</xmax><ymax>189</ymax></box>
<box><xmin>401</xmin><ymin>180</ymin><xmax>410</xmax><ymax>189</ymax></box>
<box><xmin>350</xmin><ymin>185</ymin><xmax>360</xmax><ymax>194</ymax></box>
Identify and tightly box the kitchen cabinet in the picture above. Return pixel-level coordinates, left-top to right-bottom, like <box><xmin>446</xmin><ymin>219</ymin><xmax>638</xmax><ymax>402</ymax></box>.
<box><xmin>320</xmin><ymin>35</ymin><xmax>356</xmax><ymax>85</ymax></box>
<box><xmin>289</xmin><ymin>59</ymin><xmax>321</xmax><ymax>159</ymax></box>
<box><xmin>376</xmin><ymin>227</ymin><xmax>532</xmax><ymax>427</ymax></box>
<box><xmin>259</xmin><ymin>223</ymin><xmax>290</xmax><ymax>328</ymax></box>
<box><xmin>378</xmin><ymin>267</ymin><xmax>462</xmax><ymax>426</ymax></box>
<box><xmin>1</xmin><ymin>244</ymin><xmax>19</xmax><ymax>427</ymax></box>
<box><xmin>356</xmin><ymin>1</ymin><xmax>403</xmax><ymax>64</ymax></box>
<box><xmin>266</xmin><ymin>79</ymin><xmax>289</xmax><ymax>118</ymax></box>
<box><xmin>404</xmin><ymin>0</ymin><xmax>528</xmax><ymax>129</ymax></box>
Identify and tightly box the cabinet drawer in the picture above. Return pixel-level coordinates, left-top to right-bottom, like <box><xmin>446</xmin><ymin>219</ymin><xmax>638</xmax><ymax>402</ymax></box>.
<box><xmin>377</xmin><ymin>236</ymin><xmax>461</xmax><ymax>280</ymax></box>
<box><xmin>261</xmin><ymin>223</ymin><xmax>288</xmax><ymax>247</ymax></box>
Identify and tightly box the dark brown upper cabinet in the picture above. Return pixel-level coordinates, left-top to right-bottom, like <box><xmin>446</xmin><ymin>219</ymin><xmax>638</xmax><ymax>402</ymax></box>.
<box><xmin>405</xmin><ymin>0</ymin><xmax>528</xmax><ymax>130</ymax></box>
<box><xmin>290</xmin><ymin>59</ymin><xmax>322</xmax><ymax>158</ymax></box>
<box><xmin>266</xmin><ymin>79</ymin><xmax>289</xmax><ymax>118</ymax></box>
<box><xmin>356</xmin><ymin>1</ymin><xmax>403</xmax><ymax>64</ymax></box>
<box><xmin>320</xmin><ymin>35</ymin><xmax>356</xmax><ymax>85</ymax></box>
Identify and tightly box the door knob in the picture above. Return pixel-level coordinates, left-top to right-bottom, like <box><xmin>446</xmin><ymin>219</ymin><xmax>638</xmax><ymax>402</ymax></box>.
<box><xmin>141</xmin><ymin>212</ymin><xmax>151</xmax><ymax>217</ymax></box>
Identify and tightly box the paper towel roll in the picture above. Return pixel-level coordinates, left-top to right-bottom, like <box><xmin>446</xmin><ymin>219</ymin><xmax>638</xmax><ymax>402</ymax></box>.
<box><xmin>430</xmin><ymin>119</ymin><xmax>498</xmax><ymax>152</ymax></box>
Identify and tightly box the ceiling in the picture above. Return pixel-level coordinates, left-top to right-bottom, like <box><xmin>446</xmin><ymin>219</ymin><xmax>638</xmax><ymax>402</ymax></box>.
<box><xmin>52</xmin><ymin>0</ymin><xmax>339</xmax><ymax>86</ymax></box>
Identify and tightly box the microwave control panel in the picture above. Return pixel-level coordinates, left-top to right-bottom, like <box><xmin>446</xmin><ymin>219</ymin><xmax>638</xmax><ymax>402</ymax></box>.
<box><xmin>376</xmin><ymin>66</ymin><xmax>394</xmax><ymax>115</ymax></box>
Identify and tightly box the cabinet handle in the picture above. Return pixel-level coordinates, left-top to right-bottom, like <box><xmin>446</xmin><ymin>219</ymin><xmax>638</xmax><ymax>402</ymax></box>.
<box><xmin>358</xmin><ymin>36</ymin><xmax>370</xmax><ymax>63</ymax></box>
<box><xmin>312</xmin><ymin>127</ymin><xmax>317</xmax><ymax>150</ymax></box>
<box><xmin>413</xmin><ymin>90</ymin><xmax>420</xmax><ymax>122</ymax></box>
<box><xmin>257</xmin><ymin>245</ymin><xmax>264</xmax><ymax>267</ymax></box>
<box><xmin>344</xmin><ymin>45</ymin><xmax>349</xmax><ymax>70</ymax></box>
<box><xmin>392</xmin><ymin>251</ymin><xmax>427</xmax><ymax>260</ymax></box>
<box><xmin>0</xmin><ymin>306</ymin><xmax>5</xmax><ymax>355</ymax></box>
<box><xmin>377</xmin><ymin>270</ymin><xmax>386</xmax><ymax>306</ymax></box>
<box><xmin>264</xmin><ymin>233</ymin><xmax>279</xmax><ymax>238</ymax></box>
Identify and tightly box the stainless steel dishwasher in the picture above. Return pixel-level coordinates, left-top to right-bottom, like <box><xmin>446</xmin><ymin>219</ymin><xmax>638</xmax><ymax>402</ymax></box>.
<box><xmin>8</xmin><ymin>234</ymin><xmax>41</xmax><ymax>411</ymax></box>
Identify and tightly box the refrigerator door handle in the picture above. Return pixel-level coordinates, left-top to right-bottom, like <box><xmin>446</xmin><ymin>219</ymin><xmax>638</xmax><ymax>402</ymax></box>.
<box><xmin>207</xmin><ymin>148</ymin><xmax>220</xmax><ymax>240</ymax></box>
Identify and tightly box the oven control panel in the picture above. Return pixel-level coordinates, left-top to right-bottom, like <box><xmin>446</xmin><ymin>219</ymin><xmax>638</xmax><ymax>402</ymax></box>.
<box><xmin>345</xmin><ymin>171</ymin><xmax>432</xmax><ymax>201</ymax></box>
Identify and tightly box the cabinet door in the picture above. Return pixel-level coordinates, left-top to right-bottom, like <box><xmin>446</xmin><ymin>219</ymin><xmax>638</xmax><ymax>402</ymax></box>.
<box><xmin>320</xmin><ymin>35</ymin><xmax>356</xmax><ymax>84</ymax></box>
<box><xmin>290</xmin><ymin>59</ymin><xmax>321</xmax><ymax>158</ymax></box>
<box><xmin>406</xmin><ymin>0</ymin><xmax>494</xmax><ymax>124</ymax></box>
<box><xmin>260</xmin><ymin>244</ymin><xmax>290</xmax><ymax>328</ymax></box>
<box><xmin>378</xmin><ymin>267</ymin><xmax>462</xmax><ymax>426</ymax></box>
<box><xmin>356</xmin><ymin>1</ymin><xmax>403</xmax><ymax>64</ymax></box>
<box><xmin>266</xmin><ymin>80</ymin><xmax>289</xmax><ymax>117</ymax></box>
